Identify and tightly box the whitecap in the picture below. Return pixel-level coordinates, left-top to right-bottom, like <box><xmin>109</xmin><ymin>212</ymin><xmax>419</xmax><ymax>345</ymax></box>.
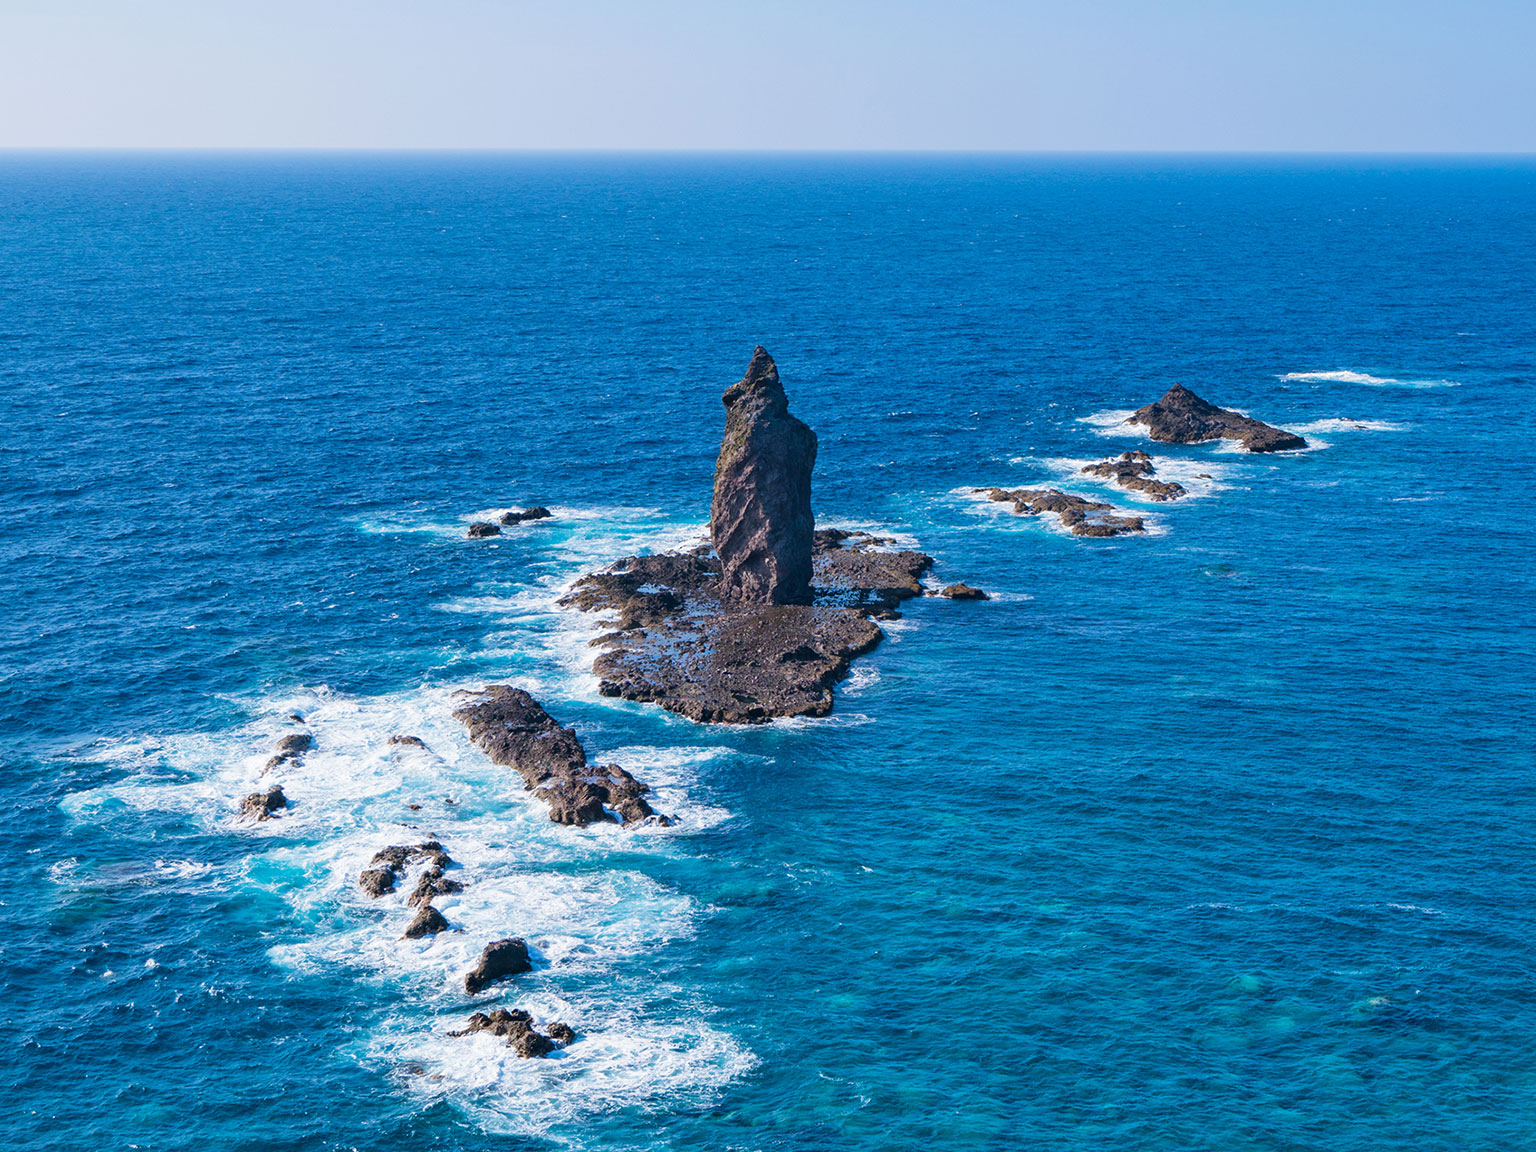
<box><xmin>1278</xmin><ymin>370</ymin><xmax>1459</xmax><ymax>389</ymax></box>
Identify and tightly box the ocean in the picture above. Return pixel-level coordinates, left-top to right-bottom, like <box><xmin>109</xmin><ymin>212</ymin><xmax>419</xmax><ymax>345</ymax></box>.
<box><xmin>3</xmin><ymin>152</ymin><xmax>1534</xmax><ymax>1151</ymax></box>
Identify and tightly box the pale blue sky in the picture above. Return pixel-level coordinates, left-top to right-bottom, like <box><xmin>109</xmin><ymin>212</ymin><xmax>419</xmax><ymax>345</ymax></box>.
<box><xmin>1</xmin><ymin>0</ymin><xmax>1531</xmax><ymax>150</ymax></box>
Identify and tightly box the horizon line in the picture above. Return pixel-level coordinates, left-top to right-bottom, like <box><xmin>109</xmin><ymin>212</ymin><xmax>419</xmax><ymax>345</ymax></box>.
<box><xmin>1</xmin><ymin>146</ymin><xmax>1535</xmax><ymax>158</ymax></box>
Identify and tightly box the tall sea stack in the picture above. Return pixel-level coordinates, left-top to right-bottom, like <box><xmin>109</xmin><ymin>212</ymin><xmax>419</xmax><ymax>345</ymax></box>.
<box><xmin>710</xmin><ymin>347</ymin><xmax>817</xmax><ymax>605</ymax></box>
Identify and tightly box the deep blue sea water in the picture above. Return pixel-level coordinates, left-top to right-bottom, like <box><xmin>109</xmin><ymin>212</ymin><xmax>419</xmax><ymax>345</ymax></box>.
<box><xmin>3</xmin><ymin>153</ymin><xmax>1535</xmax><ymax>1151</ymax></box>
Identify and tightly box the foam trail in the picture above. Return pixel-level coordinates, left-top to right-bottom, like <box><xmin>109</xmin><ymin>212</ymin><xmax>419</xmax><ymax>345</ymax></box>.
<box><xmin>1279</xmin><ymin>370</ymin><xmax>1459</xmax><ymax>389</ymax></box>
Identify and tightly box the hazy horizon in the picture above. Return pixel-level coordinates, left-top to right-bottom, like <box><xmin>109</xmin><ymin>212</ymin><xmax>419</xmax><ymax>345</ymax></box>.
<box><xmin>3</xmin><ymin>0</ymin><xmax>1532</xmax><ymax>153</ymax></box>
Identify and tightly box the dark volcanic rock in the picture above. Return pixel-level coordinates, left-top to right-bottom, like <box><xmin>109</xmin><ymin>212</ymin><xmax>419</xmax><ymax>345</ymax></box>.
<box><xmin>977</xmin><ymin>487</ymin><xmax>1145</xmax><ymax>538</ymax></box>
<box><xmin>359</xmin><ymin>867</ymin><xmax>397</xmax><ymax>897</ymax></box>
<box><xmin>1128</xmin><ymin>384</ymin><xmax>1306</xmax><ymax>452</ymax></box>
<box><xmin>449</xmin><ymin>1008</ymin><xmax>570</xmax><ymax>1057</ymax></box>
<box><xmin>408</xmin><ymin>866</ymin><xmax>465</xmax><ymax>907</ymax></box>
<box><xmin>711</xmin><ymin>347</ymin><xmax>817</xmax><ymax>606</ymax></box>
<box><xmin>465</xmin><ymin>937</ymin><xmax>533</xmax><ymax>994</ymax></box>
<box><xmin>453</xmin><ymin>686</ymin><xmax>664</xmax><ymax>826</ymax></box>
<box><xmin>500</xmin><ymin>506</ymin><xmax>552</xmax><ymax>525</ymax></box>
<box><xmin>939</xmin><ymin>583</ymin><xmax>990</xmax><ymax>600</ymax></box>
<box><xmin>467</xmin><ymin>522</ymin><xmax>502</xmax><ymax>538</ymax></box>
<box><xmin>265</xmin><ymin>732</ymin><xmax>312</xmax><ymax>772</ymax></box>
<box><xmin>1081</xmin><ymin>450</ymin><xmax>1187</xmax><ymax>501</ymax></box>
<box><xmin>403</xmin><ymin>903</ymin><xmax>449</xmax><ymax>938</ymax></box>
<box><xmin>560</xmin><ymin>529</ymin><xmax>931</xmax><ymax>723</ymax></box>
<box><xmin>388</xmin><ymin>735</ymin><xmax>428</xmax><ymax>749</ymax></box>
<box><xmin>241</xmin><ymin>785</ymin><xmax>288</xmax><ymax>820</ymax></box>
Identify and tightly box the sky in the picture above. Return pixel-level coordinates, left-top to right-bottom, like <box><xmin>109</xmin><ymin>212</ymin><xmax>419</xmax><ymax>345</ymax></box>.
<box><xmin>0</xmin><ymin>0</ymin><xmax>1532</xmax><ymax>151</ymax></box>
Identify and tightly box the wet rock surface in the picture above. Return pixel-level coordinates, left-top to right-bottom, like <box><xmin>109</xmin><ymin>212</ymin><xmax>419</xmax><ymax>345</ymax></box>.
<box><xmin>1128</xmin><ymin>384</ymin><xmax>1306</xmax><ymax>452</ymax></box>
<box><xmin>453</xmin><ymin>686</ymin><xmax>665</xmax><ymax>826</ymax></box>
<box><xmin>241</xmin><ymin>784</ymin><xmax>288</xmax><ymax>820</ymax></box>
<box><xmin>1081</xmin><ymin>450</ymin><xmax>1187</xmax><ymax>501</ymax></box>
<box><xmin>500</xmin><ymin>506</ymin><xmax>552</xmax><ymax>525</ymax></box>
<box><xmin>939</xmin><ymin>583</ymin><xmax>990</xmax><ymax>600</ymax></box>
<box><xmin>561</xmin><ymin>530</ymin><xmax>933</xmax><ymax>723</ymax></box>
<box><xmin>465</xmin><ymin>937</ymin><xmax>533</xmax><ymax>994</ymax></box>
<box><xmin>403</xmin><ymin>903</ymin><xmax>448</xmax><ymax>939</ymax></box>
<box><xmin>359</xmin><ymin>841</ymin><xmax>455</xmax><ymax>897</ymax></box>
<box><xmin>449</xmin><ymin>1008</ymin><xmax>573</xmax><ymax>1058</ymax></box>
<box><xmin>388</xmin><ymin>734</ymin><xmax>428</xmax><ymax>749</ymax></box>
<box><xmin>467</xmin><ymin>522</ymin><xmax>501</xmax><ymax>538</ymax></box>
<box><xmin>265</xmin><ymin>732</ymin><xmax>311</xmax><ymax>772</ymax></box>
<box><xmin>710</xmin><ymin>347</ymin><xmax>817</xmax><ymax>606</ymax></box>
<box><xmin>977</xmin><ymin>487</ymin><xmax>1146</xmax><ymax>537</ymax></box>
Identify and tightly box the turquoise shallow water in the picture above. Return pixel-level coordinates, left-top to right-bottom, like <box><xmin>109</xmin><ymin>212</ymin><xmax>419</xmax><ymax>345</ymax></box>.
<box><xmin>3</xmin><ymin>154</ymin><xmax>1535</xmax><ymax>1150</ymax></box>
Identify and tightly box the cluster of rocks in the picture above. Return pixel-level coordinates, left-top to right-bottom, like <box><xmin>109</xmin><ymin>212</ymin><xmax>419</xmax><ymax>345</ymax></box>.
<box><xmin>449</xmin><ymin>1007</ymin><xmax>575</xmax><ymax>1058</ymax></box>
<box><xmin>356</xmin><ymin>838</ymin><xmax>575</xmax><ymax>1059</ymax></box>
<box><xmin>453</xmin><ymin>686</ymin><xmax>668</xmax><ymax>826</ymax></box>
<box><xmin>1080</xmin><ymin>450</ymin><xmax>1187</xmax><ymax>501</ymax></box>
<box><xmin>1128</xmin><ymin>384</ymin><xmax>1307</xmax><ymax>453</ymax></box>
<box><xmin>976</xmin><ymin>487</ymin><xmax>1147</xmax><ymax>537</ymax></box>
<box><xmin>557</xmin><ymin>348</ymin><xmax>979</xmax><ymax>725</ymax></box>
<box><xmin>468</xmin><ymin>506</ymin><xmax>554</xmax><ymax>538</ymax></box>
<box><xmin>241</xmin><ymin>730</ymin><xmax>313</xmax><ymax>820</ymax></box>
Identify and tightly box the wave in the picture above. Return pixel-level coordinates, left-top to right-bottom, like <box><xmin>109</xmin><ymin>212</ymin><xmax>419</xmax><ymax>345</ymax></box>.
<box><xmin>1288</xmin><ymin>418</ymin><xmax>1409</xmax><ymax>435</ymax></box>
<box><xmin>61</xmin><ymin>665</ymin><xmax>745</xmax><ymax>1132</ymax></box>
<box><xmin>1279</xmin><ymin>370</ymin><xmax>1459</xmax><ymax>389</ymax></box>
<box><xmin>1076</xmin><ymin>409</ymin><xmax>1145</xmax><ymax>438</ymax></box>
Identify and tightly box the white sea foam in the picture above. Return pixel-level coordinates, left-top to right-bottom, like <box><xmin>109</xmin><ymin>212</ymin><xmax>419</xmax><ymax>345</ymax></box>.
<box><xmin>1279</xmin><ymin>370</ymin><xmax>1459</xmax><ymax>389</ymax></box>
<box><xmin>1288</xmin><ymin>417</ymin><xmax>1409</xmax><ymax>435</ymax></box>
<box><xmin>62</xmin><ymin>660</ymin><xmax>747</xmax><ymax>1130</ymax></box>
<box><xmin>1077</xmin><ymin>409</ymin><xmax>1145</xmax><ymax>438</ymax></box>
<box><xmin>950</xmin><ymin>484</ymin><xmax>1164</xmax><ymax>537</ymax></box>
<box><xmin>1044</xmin><ymin>455</ymin><xmax>1236</xmax><ymax>502</ymax></box>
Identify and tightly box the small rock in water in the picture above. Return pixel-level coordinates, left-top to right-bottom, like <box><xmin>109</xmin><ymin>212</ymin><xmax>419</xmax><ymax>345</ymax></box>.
<box><xmin>467</xmin><ymin>522</ymin><xmax>501</xmax><ymax>538</ymax></box>
<box><xmin>500</xmin><ymin>506</ymin><xmax>552</xmax><ymax>525</ymax></box>
<box><xmin>358</xmin><ymin>867</ymin><xmax>396</xmax><ymax>897</ymax></box>
<box><xmin>265</xmin><ymin>732</ymin><xmax>312</xmax><ymax>772</ymax></box>
<box><xmin>465</xmin><ymin>937</ymin><xmax>532</xmax><ymax>994</ymax></box>
<box><xmin>939</xmin><ymin>583</ymin><xmax>990</xmax><ymax>600</ymax></box>
<box><xmin>241</xmin><ymin>785</ymin><xmax>288</xmax><ymax>821</ymax></box>
<box><xmin>403</xmin><ymin>904</ymin><xmax>449</xmax><ymax>938</ymax></box>
<box><xmin>408</xmin><ymin>866</ymin><xmax>464</xmax><ymax>907</ymax></box>
<box><xmin>388</xmin><ymin>735</ymin><xmax>428</xmax><ymax>748</ymax></box>
<box><xmin>448</xmin><ymin>1007</ymin><xmax>571</xmax><ymax>1058</ymax></box>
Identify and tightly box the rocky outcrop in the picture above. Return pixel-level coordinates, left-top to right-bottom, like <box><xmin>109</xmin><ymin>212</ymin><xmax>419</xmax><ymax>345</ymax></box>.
<box><xmin>449</xmin><ymin>1008</ymin><xmax>573</xmax><ymax>1058</ymax></box>
<box><xmin>711</xmin><ymin>347</ymin><xmax>817</xmax><ymax>605</ymax></box>
<box><xmin>1081</xmin><ymin>450</ymin><xmax>1187</xmax><ymax>501</ymax></box>
<box><xmin>408</xmin><ymin>866</ymin><xmax>463</xmax><ymax>907</ymax></box>
<box><xmin>560</xmin><ymin>530</ymin><xmax>933</xmax><ymax>723</ymax></box>
<box><xmin>403</xmin><ymin>904</ymin><xmax>448</xmax><ymax>939</ymax></box>
<box><xmin>265</xmin><ymin>733</ymin><xmax>311</xmax><ymax>772</ymax></box>
<box><xmin>500</xmin><ymin>506</ymin><xmax>552</xmax><ymax>526</ymax></box>
<box><xmin>359</xmin><ymin>841</ymin><xmax>455</xmax><ymax>898</ymax></box>
<box><xmin>1128</xmin><ymin>384</ymin><xmax>1306</xmax><ymax>452</ymax></box>
<box><xmin>241</xmin><ymin>784</ymin><xmax>288</xmax><ymax>820</ymax></box>
<box><xmin>977</xmin><ymin>488</ymin><xmax>1145</xmax><ymax>537</ymax></box>
<box><xmin>467</xmin><ymin>522</ymin><xmax>501</xmax><ymax>538</ymax></box>
<box><xmin>453</xmin><ymin>687</ymin><xmax>666</xmax><ymax>826</ymax></box>
<box><xmin>939</xmin><ymin>584</ymin><xmax>990</xmax><ymax>600</ymax></box>
<box><xmin>465</xmin><ymin>937</ymin><xmax>532</xmax><ymax>994</ymax></box>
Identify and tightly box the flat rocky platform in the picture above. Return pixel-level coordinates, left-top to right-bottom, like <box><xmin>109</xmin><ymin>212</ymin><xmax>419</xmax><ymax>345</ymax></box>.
<box><xmin>976</xmin><ymin>487</ymin><xmax>1146</xmax><ymax>537</ymax></box>
<box><xmin>560</xmin><ymin>530</ymin><xmax>933</xmax><ymax>723</ymax></box>
<box><xmin>1081</xmin><ymin>450</ymin><xmax>1186</xmax><ymax>501</ymax></box>
<box><xmin>1129</xmin><ymin>384</ymin><xmax>1306</xmax><ymax>452</ymax></box>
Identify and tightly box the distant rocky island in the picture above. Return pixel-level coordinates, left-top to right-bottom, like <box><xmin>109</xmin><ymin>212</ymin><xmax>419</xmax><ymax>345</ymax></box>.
<box><xmin>561</xmin><ymin>346</ymin><xmax>974</xmax><ymax>723</ymax></box>
<box><xmin>1129</xmin><ymin>383</ymin><xmax>1306</xmax><ymax>452</ymax></box>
